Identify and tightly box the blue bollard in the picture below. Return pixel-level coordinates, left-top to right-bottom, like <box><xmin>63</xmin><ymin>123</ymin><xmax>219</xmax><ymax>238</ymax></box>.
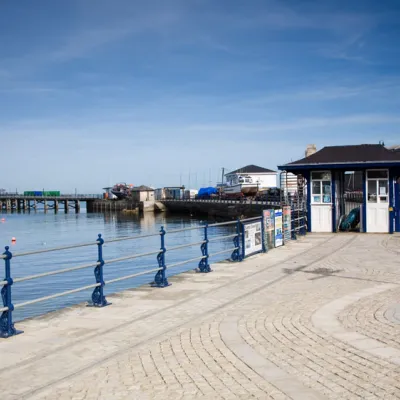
<box><xmin>90</xmin><ymin>234</ymin><xmax>109</xmax><ymax>307</ymax></box>
<box><xmin>153</xmin><ymin>226</ymin><xmax>170</xmax><ymax>287</ymax></box>
<box><xmin>231</xmin><ymin>219</ymin><xmax>243</xmax><ymax>261</ymax></box>
<box><xmin>198</xmin><ymin>223</ymin><xmax>211</xmax><ymax>273</ymax></box>
<box><xmin>0</xmin><ymin>246</ymin><xmax>22</xmax><ymax>338</ymax></box>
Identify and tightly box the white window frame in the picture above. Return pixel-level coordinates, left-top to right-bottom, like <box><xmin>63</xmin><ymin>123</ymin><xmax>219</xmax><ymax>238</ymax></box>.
<box><xmin>366</xmin><ymin>169</ymin><xmax>389</xmax><ymax>204</ymax></box>
<box><xmin>311</xmin><ymin>171</ymin><xmax>332</xmax><ymax>204</ymax></box>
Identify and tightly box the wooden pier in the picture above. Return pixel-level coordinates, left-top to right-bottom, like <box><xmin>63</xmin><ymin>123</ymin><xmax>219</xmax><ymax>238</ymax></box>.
<box><xmin>0</xmin><ymin>194</ymin><xmax>101</xmax><ymax>213</ymax></box>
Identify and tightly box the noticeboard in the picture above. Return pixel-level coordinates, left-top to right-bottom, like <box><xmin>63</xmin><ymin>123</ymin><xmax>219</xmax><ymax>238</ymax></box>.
<box><xmin>262</xmin><ymin>209</ymin><xmax>275</xmax><ymax>251</ymax></box>
<box><xmin>274</xmin><ymin>209</ymin><xmax>283</xmax><ymax>247</ymax></box>
<box><xmin>243</xmin><ymin>221</ymin><xmax>263</xmax><ymax>256</ymax></box>
<box><xmin>283</xmin><ymin>206</ymin><xmax>291</xmax><ymax>243</ymax></box>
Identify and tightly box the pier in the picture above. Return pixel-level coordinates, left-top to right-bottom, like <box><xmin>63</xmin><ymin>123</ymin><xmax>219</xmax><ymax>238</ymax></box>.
<box><xmin>0</xmin><ymin>194</ymin><xmax>102</xmax><ymax>212</ymax></box>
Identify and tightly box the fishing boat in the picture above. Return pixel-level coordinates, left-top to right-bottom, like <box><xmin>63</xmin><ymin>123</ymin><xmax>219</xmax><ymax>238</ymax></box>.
<box><xmin>111</xmin><ymin>183</ymin><xmax>132</xmax><ymax>199</ymax></box>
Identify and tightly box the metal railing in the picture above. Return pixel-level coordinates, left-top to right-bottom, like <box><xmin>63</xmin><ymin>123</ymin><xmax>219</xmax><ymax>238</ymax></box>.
<box><xmin>0</xmin><ymin>209</ymin><xmax>307</xmax><ymax>339</ymax></box>
<box><xmin>0</xmin><ymin>219</ymin><xmax>244</xmax><ymax>338</ymax></box>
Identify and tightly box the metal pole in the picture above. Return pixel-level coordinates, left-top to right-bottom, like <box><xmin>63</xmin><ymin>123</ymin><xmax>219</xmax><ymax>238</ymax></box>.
<box><xmin>0</xmin><ymin>246</ymin><xmax>22</xmax><ymax>338</ymax></box>
<box><xmin>89</xmin><ymin>234</ymin><xmax>108</xmax><ymax>307</ymax></box>
<box><xmin>231</xmin><ymin>219</ymin><xmax>243</xmax><ymax>261</ymax></box>
<box><xmin>153</xmin><ymin>227</ymin><xmax>170</xmax><ymax>287</ymax></box>
<box><xmin>198</xmin><ymin>223</ymin><xmax>211</xmax><ymax>272</ymax></box>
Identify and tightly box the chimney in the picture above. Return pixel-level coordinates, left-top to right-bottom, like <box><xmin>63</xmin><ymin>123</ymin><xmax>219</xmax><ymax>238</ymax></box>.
<box><xmin>305</xmin><ymin>144</ymin><xmax>317</xmax><ymax>158</ymax></box>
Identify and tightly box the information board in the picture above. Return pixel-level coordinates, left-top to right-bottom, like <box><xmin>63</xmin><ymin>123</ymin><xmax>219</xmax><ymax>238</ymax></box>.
<box><xmin>274</xmin><ymin>209</ymin><xmax>283</xmax><ymax>247</ymax></box>
<box><xmin>263</xmin><ymin>209</ymin><xmax>275</xmax><ymax>251</ymax></box>
<box><xmin>283</xmin><ymin>206</ymin><xmax>291</xmax><ymax>243</ymax></box>
<box><xmin>244</xmin><ymin>221</ymin><xmax>263</xmax><ymax>256</ymax></box>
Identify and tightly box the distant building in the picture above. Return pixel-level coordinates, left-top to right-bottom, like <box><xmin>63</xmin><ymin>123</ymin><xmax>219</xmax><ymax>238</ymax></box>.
<box><xmin>131</xmin><ymin>185</ymin><xmax>155</xmax><ymax>202</ymax></box>
<box><xmin>225</xmin><ymin>164</ymin><xmax>277</xmax><ymax>189</ymax></box>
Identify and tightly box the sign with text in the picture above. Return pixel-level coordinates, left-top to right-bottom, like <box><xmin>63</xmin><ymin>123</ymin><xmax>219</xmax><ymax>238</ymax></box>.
<box><xmin>274</xmin><ymin>209</ymin><xmax>283</xmax><ymax>247</ymax></box>
<box><xmin>283</xmin><ymin>206</ymin><xmax>292</xmax><ymax>243</ymax></box>
<box><xmin>244</xmin><ymin>221</ymin><xmax>263</xmax><ymax>256</ymax></box>
<box><xmin>263</xmin><ymin>209</ymin><xmax>275</xmax><ymax>251</ymax></box>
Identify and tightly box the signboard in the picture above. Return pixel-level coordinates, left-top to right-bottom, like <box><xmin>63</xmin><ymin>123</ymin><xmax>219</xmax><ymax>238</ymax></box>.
<box><xmin>274</xmin><ymin>209</ymin><xmax>283</xmax><ymax>247</ymax></box>
<box><xmin>244</xmin><ymin>221</ymin><xmax>262</xmax><ymax>256</ymax></box>
<box><xmin>283</xmin><ymin>206</ymin><xmax>291</xmax><ymax>243</ymax></box>
<box><xmin>263</xmin><ymin>209</ymin><xmax>275</xmax><ymax>251</ymax></box>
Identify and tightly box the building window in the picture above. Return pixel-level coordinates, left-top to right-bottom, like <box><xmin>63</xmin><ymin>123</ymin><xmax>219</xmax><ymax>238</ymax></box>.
<box><xmin>367</xmin><ymin>170</ymin><xmax>389</xmax><ymax>203</ymax></box>
<box><xmin>311</xmin><ymin>172</ymin><xmax>331</xmax><ymax>204</ymax></box>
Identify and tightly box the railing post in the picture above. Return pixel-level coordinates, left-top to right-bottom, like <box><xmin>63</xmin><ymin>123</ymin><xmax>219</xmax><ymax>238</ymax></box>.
<box><xmin>198</xmin><ymin>223</ymin><xmax>211</xmax><ymax>272</ymax></box>
<box><xmin>0</xmin><ymin>246</ymin><xmax>22</xmax><ymax>338</ymax></box>
<box><xmin>153</xmin><ymin>226</ymin><xmax>170</xmax><ymax>287</ymax></box>
<box><xmin>291</xmin><ymin>207</ymin><xmax>297</xmax><ymax>240</ymax></box>
<box><xmin>231</xmin><ymin>219</ymin><xmax>243</xmax><ymax>261</ymax></box>
<box><xmin>90</xmin><ymin>234</ymin><xmax>108</xmax><ymax>307</ymax></box>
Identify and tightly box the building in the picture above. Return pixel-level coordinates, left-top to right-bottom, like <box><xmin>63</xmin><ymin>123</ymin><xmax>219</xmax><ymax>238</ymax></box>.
<box><xmin>130</xmin><ymin>185</ymin><xmax>155</xmax><ymax>202</ymax></box>
<box><xmin>278</xmin><ymin>144</ymin><xmax>400</xmax><ymax>234</ymax></box>
<box><xmin>225</xmin><ymin>165</ymin><xmax>277</xmax><ymax>189</ymax></box>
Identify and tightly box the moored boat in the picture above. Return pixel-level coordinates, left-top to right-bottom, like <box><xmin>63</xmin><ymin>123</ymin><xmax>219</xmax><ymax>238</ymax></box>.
<box><xmin>111</xmin><ymin>183</ymin><xmax>132</xmax><ymax>199</ymax></box>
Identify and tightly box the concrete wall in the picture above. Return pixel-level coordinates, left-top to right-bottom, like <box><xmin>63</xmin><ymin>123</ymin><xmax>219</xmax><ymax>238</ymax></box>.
<box><xmin>162</xmin><ymin>200</ymin><xmax>280</xmax><ymax>219</ymax></box>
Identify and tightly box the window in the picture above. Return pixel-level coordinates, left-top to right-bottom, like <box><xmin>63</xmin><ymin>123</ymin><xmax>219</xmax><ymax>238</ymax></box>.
<box><xmin>367</xmin><ymin>170</ymin><xmax>388</xmax><ymax>179</ymax></box>
<box><xmin>367</xmin><ymin>180</ymin><xmax>377</xmax><ymax>203</ymax></box>
<box><xmin>367</xmin><ymin>170</ymin><xmax>388</xmax><ymax>203</ymax></box>
<box><xmin>311</xmin><ymin>172</ymin><xmax>331</xmax><ymax>204</ymax></box>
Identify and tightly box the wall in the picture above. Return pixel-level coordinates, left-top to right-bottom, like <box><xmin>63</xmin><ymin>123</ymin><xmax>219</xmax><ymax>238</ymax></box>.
<box><xmin>132</xmin><ymin>191</ymin><xmax>155</xmax><ymax>202</ymax></box>
<box><xmin>161</xmin><ymin>200</ymin><xmax>280</xmax><ymax>219</ymax></box>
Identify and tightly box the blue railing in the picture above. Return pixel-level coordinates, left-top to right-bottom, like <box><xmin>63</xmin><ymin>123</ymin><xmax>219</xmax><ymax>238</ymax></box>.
<box><xmin>0</xmin><ymin>210</ymin><xmax>307</xmax><ymax>339</ymax></box>
<box><xmin>0</xmin><ymin>219</ymin><xmax>243</xmax><ymax>338</ymax></box>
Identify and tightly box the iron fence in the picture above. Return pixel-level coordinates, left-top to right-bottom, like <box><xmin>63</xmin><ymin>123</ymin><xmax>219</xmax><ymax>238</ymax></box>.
<box><xmin>0</xmin><ymin>209</ymin><xmax>307</xmax><ymax>339</ymax></box>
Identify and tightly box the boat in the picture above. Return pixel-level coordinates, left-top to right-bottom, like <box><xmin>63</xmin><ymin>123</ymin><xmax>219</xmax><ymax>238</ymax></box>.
<box><xmin>222</xmin><ymin>175</ymin><xmax>259</xmax><ymax>197</ymax></box>
<box><xmin>111</xmin><ymin>183</ymin><xmax>132</xmax><ymax>199</ymax></box>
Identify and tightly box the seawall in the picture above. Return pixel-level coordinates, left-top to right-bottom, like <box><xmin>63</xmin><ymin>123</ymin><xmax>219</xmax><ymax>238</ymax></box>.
<box><xmin>161</xmin><ymin>200</ymin><xmax>280</xmax><ymax>219</ymax></box>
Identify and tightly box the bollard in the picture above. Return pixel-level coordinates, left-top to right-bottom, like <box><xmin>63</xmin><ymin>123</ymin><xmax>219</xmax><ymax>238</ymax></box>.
<box><xmin>153</xmin><ymin>226</ymin><xmax>170</xmax><ymax>287</ymax></box>
<box><xmin>231</xmin><ymin>219</ymin><xmax>243</xmax><ymax>261</ymax></box>
<box><xmin>89</xmin><ymin>234</ymin><xmax>109</xmax><ymax>307</ymax></box>
<box><xmin>198</xmin><ymin>223</ymin><xmax>211</xmax><ymax>272</ymax></box>
<box><xmin>0</xmin><ymin>246</ymin><xmax>22</xmax><ymax>338</ymax></box>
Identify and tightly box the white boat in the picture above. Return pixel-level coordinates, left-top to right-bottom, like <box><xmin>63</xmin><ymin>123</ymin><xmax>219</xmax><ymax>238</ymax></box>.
<box><xmin>222</xmin><ymin>175</ymin><xmax>259</xmax><ymax>196</ymax></box>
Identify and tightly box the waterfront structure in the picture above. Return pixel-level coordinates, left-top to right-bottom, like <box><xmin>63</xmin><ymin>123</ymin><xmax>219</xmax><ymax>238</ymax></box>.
<box><xmin>278</xmin><ymin>143</ymin><xmax>400</xmax><ymax>233</ymax></box>
<box><xmin>0</xmin><ymin>194</ymin><xmax>101</xmax><ymax>212</ymax></box>
<box><xmin>130</xmin><ymin>185</ymin><xmax>155</xmax><ymax>202</ymax></box>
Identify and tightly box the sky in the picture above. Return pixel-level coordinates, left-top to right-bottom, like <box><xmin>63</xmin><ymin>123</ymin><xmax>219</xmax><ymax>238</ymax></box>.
<box><xmin>1</xmin><ymin>0</ymin><xmax>400</xmax><ymax>192</ymax></box>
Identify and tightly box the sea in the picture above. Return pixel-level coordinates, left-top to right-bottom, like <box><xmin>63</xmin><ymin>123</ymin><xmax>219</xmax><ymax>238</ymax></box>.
<box><xmin>0</xmin><ymin>207</ymin><xmax>236</xmax><ymax>321</ymax></box>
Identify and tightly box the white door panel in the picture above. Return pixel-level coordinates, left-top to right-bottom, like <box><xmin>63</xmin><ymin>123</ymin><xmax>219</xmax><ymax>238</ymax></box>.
<box><xmin>312</xmin><ymin>205</ymin><xmax>332</xmax><ymax>232</ymax></box>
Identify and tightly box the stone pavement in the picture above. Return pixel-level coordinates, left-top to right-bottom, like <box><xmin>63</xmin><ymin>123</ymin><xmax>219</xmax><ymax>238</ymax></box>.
<box><xmin>0</xmin><ymin>233</ymin><xmax>399</xmax><ymax>400</ymax></box>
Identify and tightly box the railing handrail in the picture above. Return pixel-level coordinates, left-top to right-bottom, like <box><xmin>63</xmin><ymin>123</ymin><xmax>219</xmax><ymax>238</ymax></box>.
<box><xmin>0</xmin><ymin>207</ymin><xmax>307</xmax><ymax>339</ymax></box>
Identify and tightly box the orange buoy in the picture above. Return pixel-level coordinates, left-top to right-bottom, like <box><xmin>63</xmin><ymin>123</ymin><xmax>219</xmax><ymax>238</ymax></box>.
<box><xmin>11</xmin><ymin>237</ymin><xmax>16</xmax><ymax>242</ymax></box>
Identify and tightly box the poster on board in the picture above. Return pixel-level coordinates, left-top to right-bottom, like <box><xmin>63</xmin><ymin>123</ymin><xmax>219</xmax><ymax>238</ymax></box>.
<box><xmin>283</xmin><ymin>206</ymin><xmax>291</xmax><ymax>243</ymax></box>
<box><xmin>244</xmin><ymin>221</ymin><xmax>263</xmax><ymax>256</ymax></box>
<box><xmin>274</xmin><ymin>209</ymin><xmax>283</xmax><ymax>247</ymax></box>
<box><xmin>263</xmin><ymin>209</ymin><xmax>275</xmax><ymax>251</ymax></box>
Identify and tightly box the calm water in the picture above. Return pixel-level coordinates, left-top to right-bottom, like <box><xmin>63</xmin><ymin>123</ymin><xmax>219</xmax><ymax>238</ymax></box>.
<box><xmin>0</xmin><ymin>209</ymin><xmax>236</xmax><ymax>321</ymax></box>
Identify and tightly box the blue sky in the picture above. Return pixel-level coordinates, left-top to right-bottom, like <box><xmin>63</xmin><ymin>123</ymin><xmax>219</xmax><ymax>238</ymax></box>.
<box><xmin>1</xmin><ymin>0</ymin><xmax>399</xmax><ymax>192</ymax></box>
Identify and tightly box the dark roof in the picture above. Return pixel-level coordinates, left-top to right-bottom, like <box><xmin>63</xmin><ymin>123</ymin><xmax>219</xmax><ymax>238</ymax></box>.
<box><xmin>283</xmin><ymin>144</ymin><xmax>400</xmax><ymax>167</ymax></box>
<box><xmin>226</xmin><ymin>164</ymin><xmax>275</xmax><ymax>175</ymax></box>
<box><xmin>131</xmin><ymin>185</ymin><xmax>154</xmax><ymax>192</ymax></box>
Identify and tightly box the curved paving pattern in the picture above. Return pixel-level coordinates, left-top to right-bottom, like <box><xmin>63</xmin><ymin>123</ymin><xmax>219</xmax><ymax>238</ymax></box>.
<box><xmin>1</xmin><ymin>233</ymin><xmax>400</xmax><ymax>399</ymax></box>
